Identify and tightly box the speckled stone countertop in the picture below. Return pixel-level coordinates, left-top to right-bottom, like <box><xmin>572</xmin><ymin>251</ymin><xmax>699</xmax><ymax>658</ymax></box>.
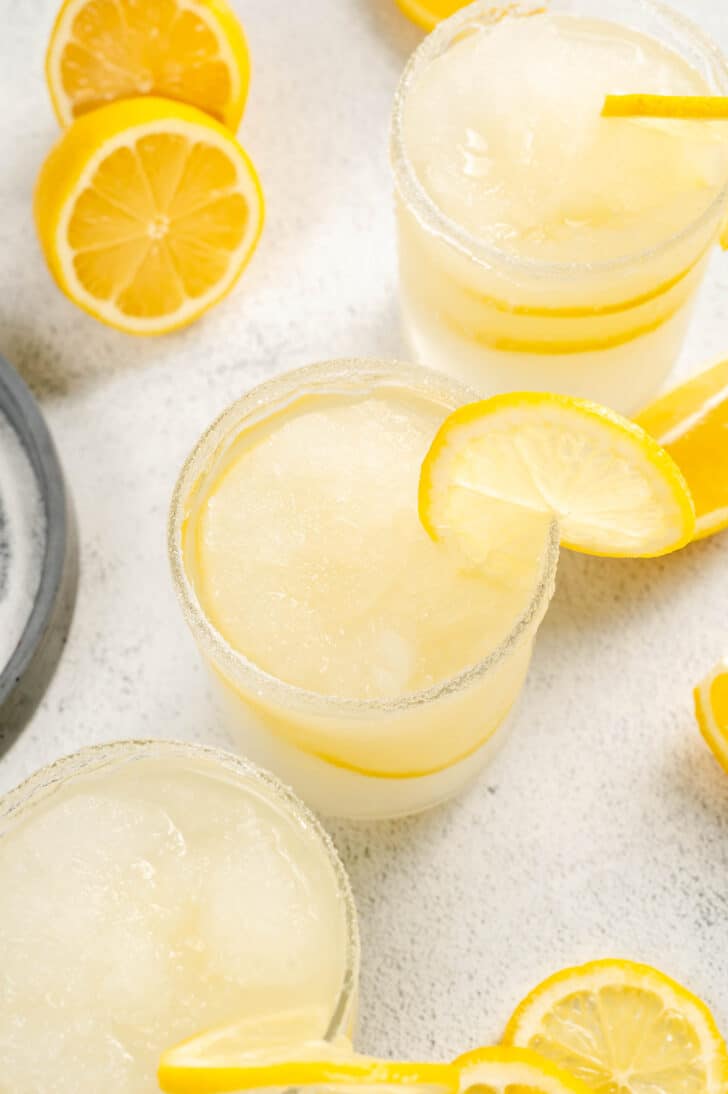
<box><xmin>2</xmin><ymin>0</ymin><xmax>728</xmax><ymax>1063</ymax></box>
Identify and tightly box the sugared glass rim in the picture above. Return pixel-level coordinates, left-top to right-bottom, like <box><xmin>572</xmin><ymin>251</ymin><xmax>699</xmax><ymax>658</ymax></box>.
<box><xmin>0</xmin><ymin>738</ymin><xmax>360</xmax><ymax>1042</ymax></box>
<box><xmin>390</xmin><ymin>0</ymin><xmax>728</xmax><ymax>278</ymax></box>
<box><xmin>168</xmin><ymin>357</ymin><xmax>560</xmax><ymax>719</ymax></box>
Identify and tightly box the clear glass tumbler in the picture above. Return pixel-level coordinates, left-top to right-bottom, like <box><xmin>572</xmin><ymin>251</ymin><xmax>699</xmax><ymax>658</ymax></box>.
<box><xmin>169</xmin><ymin>359</ymin><xmax>559</xmax><ymax>819</ymax></box>
<box><xmin>391</xmin><ymin>0</ymin><xmax>728</xmax><ymax>414</ymax></box>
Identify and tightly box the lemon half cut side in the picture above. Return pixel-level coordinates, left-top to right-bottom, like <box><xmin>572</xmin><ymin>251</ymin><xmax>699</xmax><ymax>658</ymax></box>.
<box><xmin>34</xmin><ymin>97</ymin><xmax>264</xmax><ymax>335</ymax></box>
<box><xmin>46</xmin><ymin>0</ymin><xmax>250</xmax><ymax>129</ymax></box>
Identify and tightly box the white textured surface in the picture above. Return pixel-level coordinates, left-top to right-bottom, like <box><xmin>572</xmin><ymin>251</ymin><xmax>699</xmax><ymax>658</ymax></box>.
<box><xmin>1</xmin><ymin>0</ymin><xmax>728</xmax><ymax>1065</ymax></box>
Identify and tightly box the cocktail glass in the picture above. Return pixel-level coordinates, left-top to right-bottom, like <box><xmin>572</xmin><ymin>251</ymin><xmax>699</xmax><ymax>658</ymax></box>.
<box><xmin>391</xmin><ymin>0</ymin><xmax>728</xmax><ymax>414</ymax></box>
<box><xmin>0</xmin><ymin>739</ymin><xmax>359</xmax><ymax>1093</ymax></box>
<box><xmin>169</xmin><ymin>359</ymin><xmax>559</xmax><ymax>819</ymax></box>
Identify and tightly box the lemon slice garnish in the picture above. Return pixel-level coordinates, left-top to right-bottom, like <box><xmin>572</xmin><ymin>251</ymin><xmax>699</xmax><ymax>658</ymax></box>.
<box><xmin>694</xmin><ymin>658</ymin><xmax>728</xmax><ymax>774</ymax></box>
<box><xmin>419</xmin><ymin>392</ymin><xmax>695</xmax><ymax>558</ymax></box>
<box><xmin>34</xmin><ymin>97</ymin><xmax>263</xmax><ymax>335</ymax></box>
<box><xmin>46</xmin><ymin>0</ymin><xmax>250</xmax><ymax>129</ymax></box>
<box><xmin>456</xmin><ymin>1045</ymin><xmax>594</xmax><ymax>1094</ymax></box>
<box><xmin>635</xmin><ymin>357</ymin><xmax>728</xmax><ymax>540</ymax></box>
<box><xmin>603</xmin><ymin>94</ymin><xmax>728</xmax><ymax>120</ymax></box>
<box><xmin>158</xmin><ymin>1023</ymin><xmax>460</xmax><ymax>1094</ymax></box>
<box><xmin>503</xmin><ymin>958</ymin><xmax>728</xmax><ymax>1094</ymax></box>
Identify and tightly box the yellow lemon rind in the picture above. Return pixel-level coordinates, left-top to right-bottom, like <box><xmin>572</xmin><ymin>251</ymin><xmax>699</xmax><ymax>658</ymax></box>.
<box><xmin>694</xmin><ymin>664</ymin><xmax>728</xmax><ymax>775</ymax></box>
<box><xmin>394</xmin><ymin>0</ymin><xmax>441</xmax><ymax>31</ymax></box>
<box><xmin>159</xmin><ymin>1037</ymin><xmax>460</xmax><ymax>1094</ymax></box>
<box><xmin>419</xmin><ymin>391</ymin><xmax>696</xmax><ymax>559</ymax></box>
<box><xmin>46</xmin><ymin>0</ymin><xmax>250</xmax><ymax>130</ymax></box>
<box><xmin>636</xmin><ymin>357</ymin><xmax>728</xmax><ymax>542</ymax></box>
<box><xmin>34</xmin><ymin>96</ymin><xmax>264</xmax><ymax>335</ymax></box>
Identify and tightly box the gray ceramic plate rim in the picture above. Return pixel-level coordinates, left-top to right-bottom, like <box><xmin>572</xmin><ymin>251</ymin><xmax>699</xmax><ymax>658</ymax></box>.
<box><xmin>0</xmin><ymin>355</ymin><xmax>68</xmax><ymax>707</ymax></box>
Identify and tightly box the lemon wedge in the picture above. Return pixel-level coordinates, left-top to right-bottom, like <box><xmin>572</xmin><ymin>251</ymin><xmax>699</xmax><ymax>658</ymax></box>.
<box><xmin>158</xmin><ymin>1026</ymin><xmax>460</xmax><ymax>1094</ymax></box>
<box><xmin>419</xmin><ymin>392</ymin><xmax>695</xmax><ymax>558</ymax></box>
<box><xmin>456</xmin><ymin>1045</ymin><xmax>594</xmax><ymax>1094</ymax></box>
<box><xmin>46</xmin><ymin>0</ymin><xmax>250</xmax><ymax>129</ymax></box>
<box><xmin>34</xmin><ymin>96</ymin><xmax>263</xmax><ymax>335</ymax></box>
<box><xmin>635</xmin><ymin>358</ymin><xmax>728</xmax><ymax>540</ymax></box>
<box><xmin>503</xmin><ymin>959</ymin><xmax>728</xmax><ymax>1094</ymax></box>
<box><xmin>694</xmin><ymin>658</ymin><xmax>728</xmax><ymax>774</ymax></box>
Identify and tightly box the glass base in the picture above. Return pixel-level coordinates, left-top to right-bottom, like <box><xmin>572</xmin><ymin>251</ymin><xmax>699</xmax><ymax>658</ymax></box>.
<box><xmin>211</xmin><ymin>669</ymin><xmax>517</xmax><ymax>819</ymax></box>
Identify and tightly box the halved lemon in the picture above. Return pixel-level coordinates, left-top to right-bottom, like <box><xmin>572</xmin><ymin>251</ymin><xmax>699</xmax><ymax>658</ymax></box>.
<box><xmin>34</xmin><ymin>96</ymin><xmax>263</xmax><ymax>335</ymax></box>
<box><xmin>635</xmin><ymin>358</ymin><xmax>728</xmax><ymax>540</ymax></box>
<box><xmin>456</xmin><ymin>1045</ymin><xmax>594</xmax><ymax>1094</ymax></box>
<box><xmin>46</xmin><ymin>0</ymin><xmax>250</xmax><ymax>130</ymax></box>
<box><xmin>503</xmin><ymin>959</ymin><xmax>728</xmax><ymax>1094</ymax></box>
<box><xmin>694</xmin><ymin>658</ymin><xmax>728</xmax><ymax>774</ymax></box>
<box><xmin>394</xmin><ymin>0</ymin><xmax>471</xmax><ymax>31</ymax></box>
<box><xmin>419</xmin><ymin>392</ymin><xmax>695</xmax><ymax>558</ymax></box>
<box><xmin>158</xmin><ymin>1026</ymin><xmax>460</xmax><ymax>1094</ymax></box>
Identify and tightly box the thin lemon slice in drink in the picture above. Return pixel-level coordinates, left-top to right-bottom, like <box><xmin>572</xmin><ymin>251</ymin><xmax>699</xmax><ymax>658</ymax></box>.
<box><xmin>158</xmin><ymin>1025</ymin><xmax>460</xmax><ymax>1094</ymax></box>
<box><xmin>603</xmin><ymin>94</ymin><xmax>728</xmax><ymax>120</ymax></box>
<box><xmin>419</xmin><ymin>392</ymin><xmax>695</xmax><ymax>558</ymax></box>
<box><xmin>503</xmin><ymin>959</ymin><xmax>728</xmax><ymax>1094</ymax></box>
<box><xmin>34</xmin><ymin>97</ymin><xmax>263</xmax><ymax>335</ymax></box>
<box><xmin>46</xmin><ymin>0</ymin><xmax>250</xmax><ymax>129</ymax></box>
<box><xmin>456</xmin><ymin>1045</ymin><xmax>595</xmax><ymax>1094</ymax></box>
<box><xmin>635</xmin><ymin>358</ymin><xmax>728</xmax><ymax>540</ymax></box>
<box><xmin>694</xmin><ymin>658</ymin><xmax>728</xmax><ymax>774</ymax></box>
<box><xmin>394</xmin><ymin>0</ymin><xmax>471</xmax><ymax>31</ymax></box>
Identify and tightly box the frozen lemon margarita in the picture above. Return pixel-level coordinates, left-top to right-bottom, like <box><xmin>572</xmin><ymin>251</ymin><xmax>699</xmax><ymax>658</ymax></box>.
<box><xmin>392</xmin><ymin>0</ymin><xmax>728</xmax><ymax>412</ymax></box>
<box><xmin>170</xmin><ymin>360</ymin><xmax>558</xmax><ymax>818</ymax></box>
<box><xmin>0</xmin><ymin>741</ymin><xmax>358</xmax><ymax>1094</ymax></box>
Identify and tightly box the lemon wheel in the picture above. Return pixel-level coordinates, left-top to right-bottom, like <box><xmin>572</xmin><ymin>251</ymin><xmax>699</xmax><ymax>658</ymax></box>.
<box><xmin>503</xmin><ymin>959</ymin><xmax>728</xmax><ymax>1094</ymax></box>
<box><xmin>456</xmin><ymin>1045</ymin><xmax>594</xmax><ymax>1094</ymax></box>
<box><xmin>419</xmin><ymin>392</ymin><xmax>695</xmax><ymax>559</ymax></box>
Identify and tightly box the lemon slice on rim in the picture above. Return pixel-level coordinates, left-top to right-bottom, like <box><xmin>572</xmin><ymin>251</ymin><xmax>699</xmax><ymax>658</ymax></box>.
<box><xmin>158</xmin><ymin>1028</ymin><xmax>460</xmax><ymax>1094</ymax></box>
<box><xmin>694</xmin><ymin>657</ymin><xmax>728</xmax><ymax>774</ymax></box>
<box><xmin>34</xmin><ymin>96</ymin><xmax>264</xmax><ymax>335</ymax></box>
<box><xmin>503</xmin><ymin>959</ymin><xmax>728</xmax><ymax>1094</ymax></box>
<box><xmin>456</xmin><ymin>1045</ymin><xmax>594</xmax><ymax>1094</ymax></box>
<box><xmin>419</xmin><ymin>392</ymin><xmax>695</xmax><ymax>558</ymax></box>
<box><xmin>635</xmin><ymin>358</ymin><xmax>728</xmax><ymax>540</ymax></box>
<box><xmin>46</xmin><ymin>0</ymin><xmax>250</xmax><ymax>129</ymax></box>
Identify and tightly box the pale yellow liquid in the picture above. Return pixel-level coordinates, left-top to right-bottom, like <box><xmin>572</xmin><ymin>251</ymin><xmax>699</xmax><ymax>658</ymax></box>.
<box><xmin>396</xmin><ymin>13</ymin><xmax>728</xmax><ymax>411</ymax></box>
<box><xmin>0</xmin><ymin>752</ymin><xmax>350</xmax><ymax>1092</ymax></box>
<box><xmin>404</xmin><ymin>15</ymin><xmax>723</xmax><ymax>263</ymax></box>
<box><xmin>191</xmin><ymin>387</ymin><xmax>545</xmax><ymax>700</ymax></box>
